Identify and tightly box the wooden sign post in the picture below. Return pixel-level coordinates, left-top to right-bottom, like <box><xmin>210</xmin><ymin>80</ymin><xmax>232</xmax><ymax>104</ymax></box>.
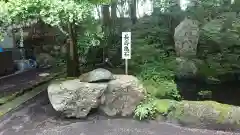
<box><xmin>122</xmin><ymin>32</ymin><xmax>131</xmax><ymax>75</ymax></box>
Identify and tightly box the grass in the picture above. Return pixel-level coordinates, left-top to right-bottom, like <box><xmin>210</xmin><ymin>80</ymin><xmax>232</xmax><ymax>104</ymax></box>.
<box><xmin>0</xmin><ymin>90</ymin><xmax>24</xmax><ymax>105</ymax></box>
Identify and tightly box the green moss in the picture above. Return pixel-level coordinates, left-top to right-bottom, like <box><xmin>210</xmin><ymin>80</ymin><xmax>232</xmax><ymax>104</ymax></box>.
<box><xmin>168</xmin><ymin>101</ymin><xmax>184</xmax><ymax>119</ymax></box>
<box><xmin>0</xmin><ymin>91</ymin><xmax>22</xmax><ymax>105</ymax></box>
<box><xmin>198</xmin><ymin>101</ymin><xmax>232</xmax><ymax>123</ymax></box>
<box><xmin>170</xmin><ymin>100</ymin><xmax>233</xmax><ymax>123</ymax></box>
<box><xmin>154</xmin><ymin>99</ymin><xmax>175</xmax><ymax>114</ymax></box>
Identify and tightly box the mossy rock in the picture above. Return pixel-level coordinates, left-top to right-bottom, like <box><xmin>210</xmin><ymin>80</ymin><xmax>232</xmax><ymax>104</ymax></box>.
<box><xmin>167</xmin><ymin>100</ymin><xmax>240</xmax><ymax>130</ymax></box>
<box><xmin>154</xmin><ymin>99</ymin><xmax>176</xmax><ymax>114</ymax></box>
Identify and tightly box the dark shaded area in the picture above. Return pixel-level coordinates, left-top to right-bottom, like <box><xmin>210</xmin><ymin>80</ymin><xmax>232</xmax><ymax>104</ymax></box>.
<box><xmin>0</xmin><ymin>68</ymin><xmax>51</xmax><ymax>97</ymax></box>
<box><xmin>176</xmin><ymin>74</ymin><xmax>240</xmax><ymax>106</ymax></box>
<box><xmin>0</xmin><ymin>51</ymin><xmax>15</xmax><ymax>76</ymax></box>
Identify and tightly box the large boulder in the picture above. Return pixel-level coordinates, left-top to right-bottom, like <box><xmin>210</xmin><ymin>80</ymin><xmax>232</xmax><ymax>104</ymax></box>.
<box><xmin>167</xmin><ymin>101</ymin><xmax>240</xmax><ymax>131</ymax></box>
<box><xmin>174</xmin><ymin>18</ymin><xmax>200</xmax><ymax>57</ymax></box>
<box><xmin>47</xmin><ymin>79</ymin><xmax>107</xmax><ymax>118</ymax></box>
<box><xmin>175</xmin><ymin>57</ymin><xmax>198</xmax><ymax>78</ymax></box>
<box><xmin>100</xmin><ymin>75</ymin><xmax>145</xmax><ymax>117</ymax></box>
<box><xmin>79</xmin><ymin>68</ymin><xmax>114</xmax><ymax>83</ymax></box>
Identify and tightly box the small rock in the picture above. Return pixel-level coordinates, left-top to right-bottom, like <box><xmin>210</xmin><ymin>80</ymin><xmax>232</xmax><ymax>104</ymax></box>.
<box><xmin>53</xmin><ymin>45</ymin><xmax>61</xmax><ymax>51</ymax></box>
<box><xmin>100</xmin><ymin>75</ymin><xmax>145</xmax><ymax>117</ymax></box>
<box><xmin>47</xmin><ymin>79</ymin><xmax>107</xmax><ymax>118</ymax></box>
<box><xmin>79</xmin><ymin>68</ymin><xmax>114</xmax><ymax>83</ymax></box>
<box><xmin>38</xmin><ymin>73</ymin><xmax>50</xmax><ymax>77</ymax></box>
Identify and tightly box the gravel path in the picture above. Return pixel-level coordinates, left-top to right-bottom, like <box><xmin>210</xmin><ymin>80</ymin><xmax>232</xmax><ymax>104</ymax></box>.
<box><xmin>0</xmin><ymin>91</ymin><xmax>240</xmax><ymax>135</ymax></box>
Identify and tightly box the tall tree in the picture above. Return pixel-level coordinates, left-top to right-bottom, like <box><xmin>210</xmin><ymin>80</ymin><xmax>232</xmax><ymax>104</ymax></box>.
<box><xmin>0</xmin><ymin>0</ymin><xmax>109</xmax><ymax>77</ymax></box>
<box><xmin>129</xmin><ymin>0</ymin><xmax>137</xmax><ymax>24</ymax></box>
<box><xmin>101</xmin><ymin>4</ymin><xmax>111</xmax><ymax>59</ymax></box>
<box><xmin>102</xmin><ymin>4</ymin><xmax>111</xmax><ymax>32</ymax></box>
<box><xmin>67</xmin><ymin>22</ymin><xmax>79</xmax><ymax>77</ymax></box>
<box><xmin>111</xmin><ymin>0</ymin><xmax>117</xmax><ymax>22</ymax></box>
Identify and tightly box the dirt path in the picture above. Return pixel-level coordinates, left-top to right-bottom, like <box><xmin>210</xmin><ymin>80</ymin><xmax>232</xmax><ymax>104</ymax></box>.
<box><xmin>0</xmin><ymin>91</ymin><xmax>239</xmax><ymax>135</ymax></box>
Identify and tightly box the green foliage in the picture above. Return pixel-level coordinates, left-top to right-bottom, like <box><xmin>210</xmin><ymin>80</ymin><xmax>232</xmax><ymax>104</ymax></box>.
<box><xmin>0</xmin><ymin>33</ymin><xmax>3</xmax><ymax>41</ymax></box>
<box><xmin>185</xmin><ymin>0</ymin><xmax>232</xmax><ymax>23</ymax></box>
<box><xmin>154</xmin><ymin>99</ymin><xmax>177</xmax><ymax>114</ymax></box>
<box><xmin>0</xmin><ymin>0</ymin><xmax>93</xmax><ymax>25</ymax></box>
<box><xmin>0</xmin><ymin>0</ymin><xmax>108</xmax><ymax>37</ymax></box>
<box><xmin>129</xmin><ymin>16</ymin><xmax>181</xmax><ymax>101</ymax></box>
<box><xmin>134</xmin><ymin>96</ymin><xmax>158</xmax><ymax>120</ymax></box>
<box><xmin>77</xmin><ymin>18</ymin><xmax>104</xmax><ymax>55</ymax></box>
<box><xmin>197</xmin><ymin>11</ymin><xmax>240</xmax><ymax>77</ymax></box>
<box><xmin>134</xmin><ymin>97</ymin><xmax>178</xmax><ymax>120</ymax></box>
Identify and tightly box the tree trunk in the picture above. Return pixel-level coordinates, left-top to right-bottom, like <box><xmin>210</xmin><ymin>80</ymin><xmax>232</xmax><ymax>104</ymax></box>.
<box><xmin>102</xmin><ymin>5</ymin><xmax>111</xmax><ymax>30</ymax></box>
<box><xmin>101</xmin><ymin>5</ymin><xmax>111</xmax><ymax>61</ymax></box>
<box><xmin>66</xmin><ymin>22</ymin><xmax>79</xmax><ymax>77</ymax></box>
<box><xmin>110</xmin><ymin>0</ymin><xmax>117</xmax><ymax>40</ymax></box>
<box><xmin>130</xmin><ymin>0</ymin><xmax>137</xmax><ymax>24</ymax></box>
<box><xmin>111</xmin><ymin>0</ymin><xmax>117</xmax><ymax>22</ymax></box>
<box><xmin>96</xmin><ymin>5</ymin><xmax>101</xmax><ymax>19</ymax></box>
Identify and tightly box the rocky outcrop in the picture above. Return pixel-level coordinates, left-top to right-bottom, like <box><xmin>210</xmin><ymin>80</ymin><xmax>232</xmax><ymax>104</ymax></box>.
<box><xmin>152</xmin><ymin>99</ymin><xmax>240</xmax><ymax>131</ymax></box>
<box><xmin>48</xmin><ymin>79</ymin><xmax>107</xmax><ymax>118</ymax></box>
<box><xmin>167</xmin><ymin>100</ymin><xmax>240</xmax><ymax>131</ymax></box>
<box><xmin>48</xmin><ymin>69</ymin><xmax>144</xmax><ymax>118</ymax></box>
<box><xmin>173</xmin><ymin>18</ymin><xmax>200</xmax><ymax>79</ymax></box>
<box><xmin>79</xmin><ymin>68</ymin><xmax>114</xmax><ymax>83</ymax></box>
<box><xmin>100</xmin><ymin>75</ymin><xmax>145</xmax><ymax>117</ymax></box>
<box><xmin>174</xmin><ymin>18</ymin><xmax>200</xmax><ymax>57</ymax></box>
<box><xmin>175</xmin><ymin>57</ymin><xmax>198</xmax><ymax>78</ymax></box>
<box><xmin>173</xmin><ymin>13</ymin><xmax>240</xmax><ymax>80</ymax></box>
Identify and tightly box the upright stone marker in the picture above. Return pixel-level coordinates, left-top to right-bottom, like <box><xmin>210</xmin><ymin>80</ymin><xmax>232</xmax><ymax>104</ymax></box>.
<box><xmin>122</xmin><ymin>32</ymin><xmax>131</xmax><ymax>75</ymax></box>
<box><xmin>174</xmin><ymin>18</ymin><xmax>200</xmax><ymax>57</ymax></box>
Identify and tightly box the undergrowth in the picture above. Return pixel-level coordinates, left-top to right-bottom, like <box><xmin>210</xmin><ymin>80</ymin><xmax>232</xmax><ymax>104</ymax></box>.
<box><xmin>134</xmin><ymin>95</ymin><xmax>178</xmax><ymax>120</ymax></box>
<box><xmin>131</xmin><ymin>16</ymin><xmax>182</xmax><ymax>120</ymax></box>
<box><xmin>134</xmin><ymin>95</ymin><xmax>158</xmax><ymax>120</ymax></box>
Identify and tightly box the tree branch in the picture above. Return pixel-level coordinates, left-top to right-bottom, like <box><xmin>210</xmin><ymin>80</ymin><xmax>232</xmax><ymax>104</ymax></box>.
<box><xmin>57</xmin><ymin>24</ymin><xmax>69</xmax><ymax>36</ymax></box>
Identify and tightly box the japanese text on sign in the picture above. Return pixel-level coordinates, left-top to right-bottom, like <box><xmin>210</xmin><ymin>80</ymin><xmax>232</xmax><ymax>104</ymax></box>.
<box><xmin>122</xmin><ymin>32</ymin><xmax>131</xmax><ymax>59</ymax></box>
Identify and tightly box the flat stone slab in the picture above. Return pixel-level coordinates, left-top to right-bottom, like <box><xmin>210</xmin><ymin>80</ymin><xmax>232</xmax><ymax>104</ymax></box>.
<box><xmin>0</xmin><ymin>92</ymin><xmax>239</xmax><ymax>135</ymax></box>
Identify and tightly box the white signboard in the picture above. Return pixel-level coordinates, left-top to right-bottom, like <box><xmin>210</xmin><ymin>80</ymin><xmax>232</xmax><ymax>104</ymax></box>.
<box><xmin>122</xmin><ymin>32</ymin><xmax>131</xmax><ymax>59</ymax></box>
